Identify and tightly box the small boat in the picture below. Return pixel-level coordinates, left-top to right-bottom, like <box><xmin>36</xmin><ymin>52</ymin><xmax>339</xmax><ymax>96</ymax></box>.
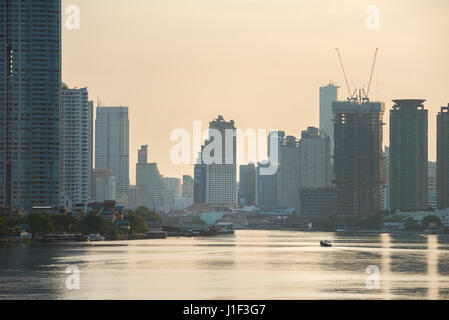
<box><xmin>320</xmin><ymin>240</ymin><xmax>332</xmax><ymax>247</ymax></box>
<box><xmin>86</xmin><ymin>233</ymin><xmax>105</xmax><ymax>241</ymax></box>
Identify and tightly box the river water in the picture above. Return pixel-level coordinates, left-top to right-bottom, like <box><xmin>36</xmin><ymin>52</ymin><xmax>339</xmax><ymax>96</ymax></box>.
<box><xmin>1</xmin><ymin>230</ymin><xmax>449</xmax><ymax>300</ymax></box>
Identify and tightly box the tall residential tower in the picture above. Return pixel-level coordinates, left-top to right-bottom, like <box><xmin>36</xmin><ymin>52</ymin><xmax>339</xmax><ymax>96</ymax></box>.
<box><xmin>1</xmin><ymin>0</ymin><xmax>61</xmax><ymax>213</ymax></box>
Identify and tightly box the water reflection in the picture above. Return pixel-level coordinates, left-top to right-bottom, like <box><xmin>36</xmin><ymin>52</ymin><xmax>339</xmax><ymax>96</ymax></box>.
<box><xmin>1</xmin><ymin>231</ymin><xmax>449</xmax><ymax>299</ymax></box>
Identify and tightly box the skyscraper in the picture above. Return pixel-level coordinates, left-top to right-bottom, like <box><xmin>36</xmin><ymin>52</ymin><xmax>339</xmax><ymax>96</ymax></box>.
<box><xmin>204</xmin><ymin>116</ymin><xmax>237</xmax><ymax>208</ymax></box>
<box><xmin>138</xmin><ymin>145</ymin><xmax>148</xmax><ymax>164</ymax></box>
<box><xmin>136</xmin><ymin>145</ymin><xmax>164</xmax><ymax>209</ymax></box>
<box><xmin>299</xmin><ymin>127</ymin><xmax>331</xmax><ymax>188</ymax></box>
<box><xmin>279</xmin><ymin>134</ymin><xmax>301</xmax><ymax>210</ymax></box>
<box><xmin>95</xmin><ymin>106</ymin><xmax>129</xmax><ymax>204</ymax></box>
<box><xmin>239</xmin><ymin>163</ymin><xmax>256</xmax><ymax>206</ymax></box>
<box><xmin>320</xmin><ymin>83</ymin><xmax>339</xmax><ymax>159</ymax></box>
<box><xmin>333</xmin><ymin>99</ymin><xmax>385</xmax><ymax>217</ymax></box>
<box><xmin>182</xmin><ymin>175</ymin><xmax>194</xmax><ymax>199</ymax></box>
<box><xmin>60</xmin><ymin>85</ymin><xmax>90</xmax><ymax>210</ymax></box>
<box><xmin>0</xmin><ymin>0</ymin><xmax>61</xmax><ymax>213</ymax></box>
<box><xmin>437</xmin><ymin>104</ymin><xmax>449</xmax><ymax>210</ymax></box>
<box><xmin>389</xmin><ymin>99</ymin><xmax>428</xmax><ymax>212</ymax></box>
<box><xmin>256</xmin><ymin>162</ymin><xmax>279</xmax><ymax>206</ymax></box>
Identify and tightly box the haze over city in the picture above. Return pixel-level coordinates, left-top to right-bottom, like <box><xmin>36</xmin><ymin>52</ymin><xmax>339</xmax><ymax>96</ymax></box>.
<box><xmin>61</xmin><ymin>0</ymin><xmax>449</xmax><ymax>183</ymax></box>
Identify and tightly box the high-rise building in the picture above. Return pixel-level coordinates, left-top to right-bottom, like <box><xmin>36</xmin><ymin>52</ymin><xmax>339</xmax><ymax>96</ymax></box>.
<box><xmin>437</xmin><ymin>104</ymin><xmax>449</xmax><ymax>209</ymax></box>
<box><xmin>299</xmin><ymin>127</ymin><xmax>331</xmax><ymax>188</ymax></box>
<box><xmin>279</xmin><ymin>134</ymin><xmax>301</xmax><ymax>210</ymax></box>
<box><xmin>162</xmin><ymin>177</ymin><xmax>181</xmax><ymax>197</ymax></box>
<box><xmin>256</xmin><ymin>162</ymin><xmax>279</xmax><ymax>207</ymax></box>
<box><xmin>389</xmin><ymin>99</ymin><xmax>428</xmax><ymax>212</ymax></box>
<box><xmin>0</xmin><ymin>0</ymin><xmax>61</xmax><ymax>213</ymax></box>
<box><xmin>428</xmin><ymin>161</ymin><xmax>437</xmax><ymax>209</ymax></box>
<box><xmin>320</xmin><ymin>83</ymin><xmax>339</xmax><ymax>159</ymax></box>
<box><xmin>194</xmin><ymin>160</ymin><xmax>207</xmax><ymax>204</ymax></box>
<box><xmin>92</xmin><ymin>169</ymin><xmax>116</xmax><ymax>203</ymax></box>
<box><xmin>136</xmin><ymin>162</ymin><xmax>163</xmax><ymax>210</ymax></box>
<box><xmin>60</xmin><ymin>85</ymin><xmax>90</xmax><ymax>210</ymax></box>
<box><xmin>88</xmin><ymin>101</ymin><xmax>94</xmax><ymax>200</ymax></box>
<box><xmin>239</xmin><ymin>164</ymin><xmax>256</xmax><ymax>206</ymax></box>
<box><xmin>127</xmin><ymin>185</ymin><xmax>140</xmax><ymax>210</ymax></box>
<box><xmin>333</xmin><ymin>99</ymin><xmax>385</xmax><ymax>217</ymax></box>
<box><xmin>138</xmin><ymin>145</ymin><xmax>148</xmax><ymax>164</ymax></box>
<box><xmin>203</xmin><ymin>116</ymin><xmax>237</xmax><ymax>208</ymax></box>
<box><xmin>95</xmin><ymin>106</ymin><xmax>129</xmax><ymax>204</ymax></box>
<box><xmin>182</xmin><ymin>175</ymin><xmax>194</xmax><ymax>199</ymax></box>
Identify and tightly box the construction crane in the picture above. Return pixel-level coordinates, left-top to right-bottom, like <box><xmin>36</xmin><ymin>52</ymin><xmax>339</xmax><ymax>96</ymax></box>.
<box><xmin>335</xmin><ymin>48</ymin><xmax>379</xmax><ymax>103</ymax></box>
<box><xmin>335</xmin><ymin>48</ymin><xmax>355</xmax><ymax>100</ymax></box>
<box><xmin>364</xmin><ymin>48</ymin><xmax>379</xmax><ymax>100</ymax></box>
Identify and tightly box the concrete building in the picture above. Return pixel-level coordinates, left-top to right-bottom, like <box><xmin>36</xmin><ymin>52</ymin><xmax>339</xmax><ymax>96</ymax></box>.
<box><xmin>320</xmin><ymin>83</ymin><xmax>339</xmax><ymax>159</ymax></box>
<box><xmin>59</xmin><ymin>85</ymin><xmax>91</xmax><ymax>211</ymax></box>
<box><xmin>299</xmin><ymin>127</ymin><xmax>331</xmax><ymax>188</ymax></box>
<box><xmin>203</xmin><ymin>116</ymin><xmax>237</xmax><ymax>208</ymax></box>
<box><xmin>0</xmin><ymin>1</ymin><xmax>61</xmax><ymax>213</ymax></box>
<box><xmin>389</xmin><ymin>99</ymin><xmax>428</xmax><ymax>212</ymax></box>
<box><xmin>437</xmin><ymin>105</ymin><xmax>449</xmax><ymax>210</ymax></box>
<box><xmin>92</xmin><ymin>169</ymin><xmax>116</xmax><ymax>203</ymax></box>
<box><xmin>182</xmin><ymin>175</ymin><xmax>194</xmax><ymax>199</ymax></box>
<box><xmin>95</xmin><ymin>106</ymin><xmax>129</xmax><ymax>204</ymax></box>
<box><xmin>239</xmin><ymin>164</ymin><xmax>256</xmax><ymax>206</ymax></box>
<box><xmin>333</xmin><ymin>99</ymin><xmax>385</xmax><ymax>217</ymax></box>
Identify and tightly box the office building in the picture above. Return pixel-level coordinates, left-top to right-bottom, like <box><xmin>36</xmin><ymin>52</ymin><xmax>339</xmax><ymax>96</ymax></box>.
<box><xmin>95</xmin><ymin>106</ymin><xmax>129</xmax><ymax>204</ymax></box>
<box><xmin>0</xmin><ymin>0</ymin><xmax>61</xmax><ymax>213</ymax></box>
<box><xmin>256</xmin><ymin>162</ymin><xmax>279</xmax><ymax>206</ymax></box>
<box><xmin>389</xmin><ymin>99</ymin><xmax>428</xmax><ymax>211</ymax></box>
<box><xmin>298</xmin><ymin>187</ymin><xmax>336</xmax><ymax>217</ymax></box>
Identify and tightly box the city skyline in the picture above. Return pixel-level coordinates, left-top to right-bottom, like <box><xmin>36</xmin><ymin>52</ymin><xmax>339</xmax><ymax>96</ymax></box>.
<box><xmin>61</xmin><ymin>0</ymin><xmax>449</xmax><ymax>182</ymax></box>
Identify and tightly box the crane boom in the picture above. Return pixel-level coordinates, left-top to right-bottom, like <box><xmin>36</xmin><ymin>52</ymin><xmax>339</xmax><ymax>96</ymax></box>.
<box><xmin>335</xmin><ymin>48</ymin><xmax>353</xmax><ymax>99</ymax></box>
<box><xmin>366</xmin><ymin>48</ymin><xmax>378</xmax><ymax>98</ymax></box>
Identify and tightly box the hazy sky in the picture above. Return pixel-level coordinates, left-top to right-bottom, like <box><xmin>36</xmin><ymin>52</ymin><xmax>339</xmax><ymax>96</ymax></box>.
<box><xmin>62</xmin><ymin>0</ymin><xmax>449</xmax><ymax>183</ymax></box>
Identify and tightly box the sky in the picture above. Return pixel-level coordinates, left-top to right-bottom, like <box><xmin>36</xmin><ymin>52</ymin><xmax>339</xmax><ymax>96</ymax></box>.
<box><xmin>62</xmin><ymin>0</ymin><xmax>449</xmax><ymax>184</ymax></box>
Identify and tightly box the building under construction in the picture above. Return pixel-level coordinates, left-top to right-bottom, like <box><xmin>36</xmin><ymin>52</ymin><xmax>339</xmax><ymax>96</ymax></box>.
<box><xmin>332</xmin><ymin>98</ymin><xmax>385</xmax><ymax>217</ymax></box>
